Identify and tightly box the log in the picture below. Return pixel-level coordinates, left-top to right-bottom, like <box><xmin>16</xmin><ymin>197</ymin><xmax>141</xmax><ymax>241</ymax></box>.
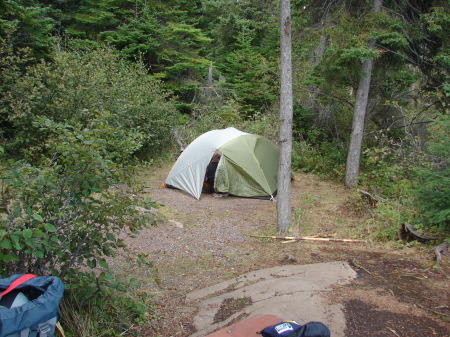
<box><xmin>249</xmin><ymin>235</ymin><xmax>366</xmax><ymax>243</ymax></box>
<box><xmin>399</xmin><ymin>222</ymin><xmax>446</xmax><ymax>243</ymax></box>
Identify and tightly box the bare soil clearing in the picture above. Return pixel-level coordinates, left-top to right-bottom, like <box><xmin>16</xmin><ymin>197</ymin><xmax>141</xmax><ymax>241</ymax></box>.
<box><xmin>111</xmin><ymin>164</ymin><xmax>450</xmax><ymax>336</ymax></box>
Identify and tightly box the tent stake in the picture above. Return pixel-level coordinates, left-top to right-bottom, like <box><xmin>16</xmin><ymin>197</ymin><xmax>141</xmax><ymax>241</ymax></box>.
<box><xmin>250</xmin><ymin>235</ymin><xmax>366</xmax><ymax>243</ymax></box>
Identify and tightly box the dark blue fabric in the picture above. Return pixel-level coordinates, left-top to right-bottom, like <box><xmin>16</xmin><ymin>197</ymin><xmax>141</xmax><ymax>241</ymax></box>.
<box><xmin>260</xmin><ymin>321</ymin><xmax>303</xmax><ymax>337</ymax></box>
<box><xmin>260</xmin><ymin>321</ymin><xmax>330</xmax><ymax>337</ymax></box>
<box><xmin>286</xmin><ymin>322</ymin><xmax>331</xmax><ymax>337</ymax></box>
<box><xmin>0</xmin><ymin>274</ymin><xmax>64</xmax><ymax>337</ymax></box>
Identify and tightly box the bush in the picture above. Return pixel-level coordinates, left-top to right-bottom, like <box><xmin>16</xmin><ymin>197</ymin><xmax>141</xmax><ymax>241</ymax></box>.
<box><xmin>243</xmin><ymin>110</ymin><xmax>279</xmax><ymax>142</ymax></box>
<box><xmin>292</xmin><ymin>139</ymin><xmax>347</xmax><ymax>179</ymax></box>
<box><xmin>0</xmin><ymin>119</ymin><xmax>156</xmax><ymax>278</ymax></box>
<box><xmin>360</xmin><ymin>144</ymin><xmax>413</xmax><ymax>197</ymax></box>
<box><xmin>366</xmin><ymin>197</ymin><xmax>416</xmax><ymax>241</ymax></box>
<box><xmin>1</xmin><ymin>48</ymin><xmax>177</xmax><ymax>160</ymax></box>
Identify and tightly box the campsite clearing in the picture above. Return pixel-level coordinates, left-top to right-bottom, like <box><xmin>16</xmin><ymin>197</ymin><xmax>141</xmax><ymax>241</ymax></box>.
<box><xmin>109</xmin><ymin>163</ymin><xmax>450</xmax><ymax>336</ymax></box>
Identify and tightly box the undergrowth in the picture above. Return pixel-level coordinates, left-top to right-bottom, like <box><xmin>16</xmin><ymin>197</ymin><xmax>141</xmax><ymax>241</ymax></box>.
<box><xmin>60</xmin><ymin>275</ymin><xmax>155</xmax><ymax>337</ymax></box>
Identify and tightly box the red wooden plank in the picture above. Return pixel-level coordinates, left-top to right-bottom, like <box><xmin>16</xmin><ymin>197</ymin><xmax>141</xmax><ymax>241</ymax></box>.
<box><xmin>206</xmin><ymin>314</ymin><xmax>282</xmax><ymax>337</ymax></box>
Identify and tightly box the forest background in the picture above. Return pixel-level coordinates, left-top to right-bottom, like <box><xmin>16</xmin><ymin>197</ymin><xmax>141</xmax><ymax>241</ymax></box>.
<box><xmin>0</xmin><ymin>0</ymin><xmax>448</xmax><ymax>336</ymax></box>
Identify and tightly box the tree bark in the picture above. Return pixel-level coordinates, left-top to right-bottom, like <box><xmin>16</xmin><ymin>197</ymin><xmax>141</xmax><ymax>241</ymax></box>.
<box><xmin>345</xmin><ymin>0</ymin><xmax>383</xmax><ymax>187</ymax></box>
<box><xmin>207</xmin><ymin>64</ymin><xmax>213</xmax><ymax>85</ymax></box>
<box><xmin>277</xmin><ymin>0</ymin><xmax>293</xmax><ymax>233</ymax></box>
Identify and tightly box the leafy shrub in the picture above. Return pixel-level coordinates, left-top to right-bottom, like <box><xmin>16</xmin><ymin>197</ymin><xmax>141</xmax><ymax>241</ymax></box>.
<box><xmin>365</xmin><ymin>198</ymin><xmax>416</xmax><ymax>241</ymax></box>
<box><xmin>0</xmin><ymin>118</ymin><xmax>156</xmax><ymax>278</ymax></box>
<box><xmin>360</xmin><ymin>145</ymin><xmax>413</xmax><ymax>197</ymax></box>
<box><xmin>1</xmin><ymin>48</ymin><xmax>177</xmax><ymax>160</ymax></box>
<box><xmin>243</xmin><ymin>110</ymin><xmax>279</xmax><ymax>142</ymax></box>
<box><xmin>292</xmin><ymin>139</ymin><xmax>347</xmax><ymax>179</ymax></box>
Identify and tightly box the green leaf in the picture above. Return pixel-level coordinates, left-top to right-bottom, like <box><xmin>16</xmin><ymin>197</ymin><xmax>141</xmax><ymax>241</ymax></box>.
<box><xmin>11</xmin><ymin>234</ymin><xmax>22</xmax><ymax>250</ymax></box>
<box><xmin>2</xmin><ymin>254</ymin><xmax>19</xmax><ymax>263</ymax></box>
<box><xmin>0</xmin><ymin>239</ymin><xmax>13</xmax><ymax>250</ymax></box>
<box><xmin>99</xmin><ymin>259</ymin><xmax>108</xmax><ymax>268</ymax></box>
<box><xmin>87</xmin><ymin>259</ymin><xmax>96</xmax><ymax>268</ymax></box>
<box><xmin>33</xmin><ymin>214</ymin><xmax>44</xmax><ymax>222</ymax></box>
<box><xmin>44</xmin><ymin>223</ymin><xmax>57</xmax><ymax>232</ymax></box>
<box><xmin>32</xmin><ymin>250</ymin><xmax>45</xmax><ymax>258</ymax></box>
<box><xmin>23</xmin><ymin>228</ymin><xmax>33</xmax><ymax>239</ymax></box>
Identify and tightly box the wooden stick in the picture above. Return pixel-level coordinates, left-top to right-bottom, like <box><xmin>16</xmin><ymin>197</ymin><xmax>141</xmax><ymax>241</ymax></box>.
<box><xmin>387</xmin><ymin>327</ymin><xmax>401</xmax><ymax>337</ymax></box>
<box><xmin>56</xmin><ymin>322</ymin><xmax>66</xmax><ymax>337</ymax></box>
<box><xmin>249</xmin><ymin>235</ymin><xmax>366</xmax><ymax>243</ymax></box>
<box><xmin>357</xmin><ymin>188</ymin><xmax>388</xmax><ymax>202</ymax></box>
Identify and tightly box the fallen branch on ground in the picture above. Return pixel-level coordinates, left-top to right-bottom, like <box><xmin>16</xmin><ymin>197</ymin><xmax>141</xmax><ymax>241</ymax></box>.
<box><xmin>400</xmin><ymin>223</ymin><xmax>448</xmax><ymax>272</ymax></box>
<box><xmin>357</xmin><ymin>189</ymin><xmax>387</xmax><ymax>206</ymax></box>
<box><xmin>416</xmin><ymin>303</ymin><xmax>450</xmax><ymax>318</ymax></box>
<box><xmin>399</xmin><ymin>222</ymin><xmax>446</xmax><ymax>242</ymax></box>
<box><xmin>249</xmin><ymin>235</ymin><xmax>366</xmax><ymax>243</ymax></box>
<box><xmin>387</xmin><ymin>327</ymin><xmax>401</xmax><ymax>337</ymax></box>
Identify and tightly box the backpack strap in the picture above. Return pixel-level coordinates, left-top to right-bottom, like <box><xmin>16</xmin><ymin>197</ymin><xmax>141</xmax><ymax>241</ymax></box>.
<box><xmin>20</xmin><ymin>329</ymin><xmax>30</xmax><ymax>337</ymax></box>
<box><xmin>28</xmin><ymin>328</ymin><xmax>38</xmax><ymax>337</ymax></box>
<box><xmin>0</xmin><ymin>274</ymin><xmax>37</xmax><ymax>297</ymax></box>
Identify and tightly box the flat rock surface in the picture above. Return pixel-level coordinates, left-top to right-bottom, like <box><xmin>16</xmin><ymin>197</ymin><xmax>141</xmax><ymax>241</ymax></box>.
<box><xmin>188</xmin><ymin>262</ymin><xmax>356</xmax><ymax>337</ymax></box>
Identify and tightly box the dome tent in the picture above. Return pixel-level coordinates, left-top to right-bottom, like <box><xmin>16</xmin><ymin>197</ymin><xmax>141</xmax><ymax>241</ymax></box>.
<box><xmin>165</xmin><ymin>127</ymin><xmax>279</xmax><ymax>200</ymax></box>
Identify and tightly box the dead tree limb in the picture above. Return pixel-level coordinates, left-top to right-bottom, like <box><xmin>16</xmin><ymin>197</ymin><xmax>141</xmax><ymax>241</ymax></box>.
<box><xmin>387</xmin><ymin>327</ymin><xmax>401</xmax><ymax>337</ymax></box>
<box><xmin>250</xmin><ymin>235</ymin><xmax>366</xmax><ymax>243</ymax></box>
<box><xmin>434</xmin><ymin>241</ymin><xmax>449</xmax><ymax>268</ymax></box>
<box><xmin>172</xmin><ymin>128</ymin><xmax>185</xmax><ymax>152</ymax></box>
<box><xmin>357</xmin><ymin>189</ymin><xmax>387</xmax><ymax>207</ymax></box>
<box><xmin>399</xmin><ymin>222</ymin><xmax>446</xmax><ymax>243</ymax></box>
<box><xmin>400</xmin><ymin>223</ymin><xmax>448</xmax><ymax>270</ymax></box>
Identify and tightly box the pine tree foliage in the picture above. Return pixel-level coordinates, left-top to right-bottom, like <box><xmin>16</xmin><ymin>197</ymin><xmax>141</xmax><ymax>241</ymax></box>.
<box><xmin>414</xmin><ymin>114</ymin><xmax>450</xmax><ymax>231</ymax></box>
<box><xmin>0</xmin><ymin>0</ymin><xmax>56</xmax><ymax>60</ymax></box>
<box><xmin>200</xmin><ymin>0</ymin><xmax>280</xmax><ymax>116</ymax></box>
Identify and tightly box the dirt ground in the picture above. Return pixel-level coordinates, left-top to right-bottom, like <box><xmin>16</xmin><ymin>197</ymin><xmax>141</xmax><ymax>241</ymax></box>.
<box><xmin>110</xmin><ymin>164</ymin><xmax>450</xmax><ymax>337</ymax></box>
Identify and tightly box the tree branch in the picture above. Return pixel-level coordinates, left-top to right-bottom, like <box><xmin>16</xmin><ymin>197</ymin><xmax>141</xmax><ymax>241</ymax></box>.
<box><xmin>250</xmin><ymin>235</ymin><xmax>366</xmax><ymax>243</ymax></box>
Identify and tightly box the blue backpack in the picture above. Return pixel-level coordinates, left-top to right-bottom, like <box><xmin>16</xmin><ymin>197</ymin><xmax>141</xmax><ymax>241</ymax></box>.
<box><xmin>259</xmin><ymin>321</ymin><xmax>331</xmax><ymax>337</ymax></box>
<box><xmin>0</xmin><ymin>274</ymin><xmax>64</xmax><ymax>337</ymax></box>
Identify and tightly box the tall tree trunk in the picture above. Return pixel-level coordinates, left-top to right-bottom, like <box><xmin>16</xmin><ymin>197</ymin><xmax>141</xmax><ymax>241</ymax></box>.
<box><xmin>277</xmin><ymin>0</ymin><xmax>293</xmax><ymax>233</ymax></box>
<box><xmin>345</xmin><ymin>0</ymin><xmax>383</xmax><ymax>187</ymax></box>
<box><xmin>207</xmin><ymin>64</ymin><xmax>213</xmax><ymax>85</ymax></box>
